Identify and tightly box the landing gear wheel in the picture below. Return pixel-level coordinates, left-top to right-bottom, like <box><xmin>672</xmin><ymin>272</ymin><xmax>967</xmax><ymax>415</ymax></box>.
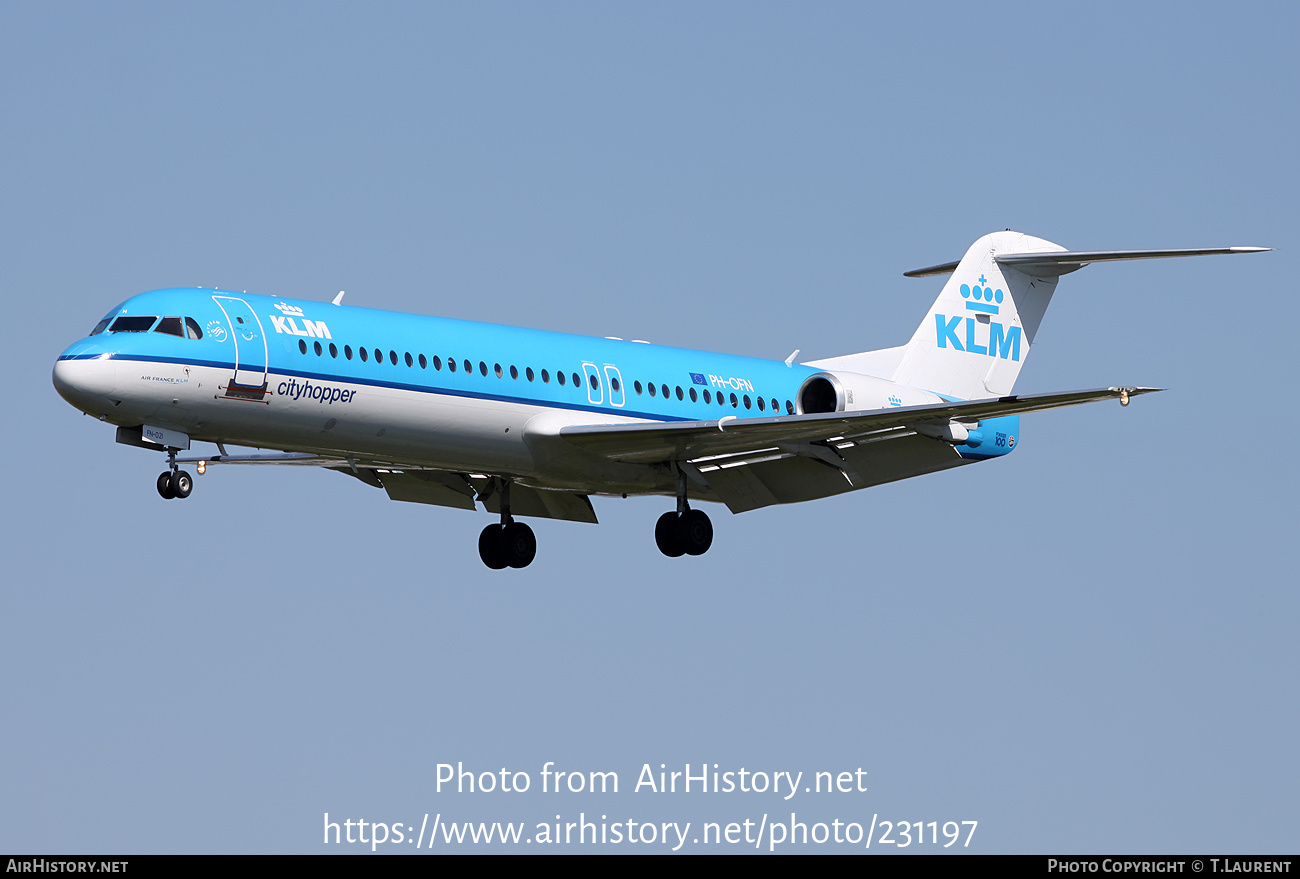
<box><xmin>171</xmin><ymin>470</ymin><xmax>193</xmax><ymax>499</ymax></box>
<box><xmin>655</xmin><ymin>512</ymin><xmax>686</xmax><ymax>557</ymax></box>
<box><xmin>500</xmin><ymin>521</ymin><xmax>537</xmax><ymax>569</ymax></box>
<box><xmin>157</xmin><ymin>472</ymin><xmax>176</xmax><ymax>499</ymax></box>
<box><xmin>676</xmin><ymin>508</ymin><xmax>713</xmax><ymax>556</ymax></box>
<box><xmin>478</xmin><ymin>524</ymin><xmax>508</xmax><ymax>570</ymax></box>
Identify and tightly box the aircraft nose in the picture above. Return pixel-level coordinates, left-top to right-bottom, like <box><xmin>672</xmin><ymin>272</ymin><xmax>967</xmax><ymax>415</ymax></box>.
<box><xmin>52</xmin><ymin>350</ymin><xmax>118</xmax><ymax>414</ymax></box>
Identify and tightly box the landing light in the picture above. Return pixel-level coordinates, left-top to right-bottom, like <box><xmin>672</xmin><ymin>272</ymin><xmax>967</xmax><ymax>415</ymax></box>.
<box><xmin>1119</xmin><ymin>390</ymin><xmax>1130</xmax><ymax>406</ymax></box>
<box><xmin>197</xmin><ymin>460</ymin><xmax>206</xmax><ymax>475</ymax></box>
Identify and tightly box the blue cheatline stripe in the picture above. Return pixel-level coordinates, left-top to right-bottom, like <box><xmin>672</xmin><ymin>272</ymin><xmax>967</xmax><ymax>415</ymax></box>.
<box><xmin>66</xmin><ymin>352</ymin><xmax>701</xmax><ymax>423</ymax></box>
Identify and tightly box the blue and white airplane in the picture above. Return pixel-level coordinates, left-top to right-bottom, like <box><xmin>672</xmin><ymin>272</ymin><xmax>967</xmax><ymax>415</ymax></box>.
<box><xmin>53</xmin><ymin>231</ymin><xmax>1267</xmax><ymax>568</ymax></box>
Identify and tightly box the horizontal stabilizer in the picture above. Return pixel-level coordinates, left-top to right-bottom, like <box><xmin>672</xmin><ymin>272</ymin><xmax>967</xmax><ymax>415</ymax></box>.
<box><xmin>906</xmin><ymin>246</ymin><xmax>1270</xmax><ymax>278</ymax></box>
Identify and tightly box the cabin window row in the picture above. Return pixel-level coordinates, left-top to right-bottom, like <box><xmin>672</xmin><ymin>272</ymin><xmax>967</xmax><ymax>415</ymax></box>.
<box><xmin>293</xmin><ymin>338</ymin><xmax>794</xmax><ymax>415</ymax></box>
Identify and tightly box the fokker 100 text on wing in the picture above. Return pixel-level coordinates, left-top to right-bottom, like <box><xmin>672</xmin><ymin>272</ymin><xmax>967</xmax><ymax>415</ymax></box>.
<box><xmin>52</xmin><ymin>231</ymin><xmax>1268</xmax><ymax>569</ymax></box>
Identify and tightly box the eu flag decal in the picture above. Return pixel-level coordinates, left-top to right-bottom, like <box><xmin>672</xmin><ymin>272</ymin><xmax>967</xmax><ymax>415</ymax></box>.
<box><xmin>690</xmin><ymin>373</ymin><xmax>707</xmax><ymax>385</ymax></box>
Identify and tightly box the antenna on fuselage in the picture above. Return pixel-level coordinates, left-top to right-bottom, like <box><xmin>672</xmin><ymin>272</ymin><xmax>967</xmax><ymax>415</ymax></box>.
<box><xmin>784</xmin><ymin>349</ymin><xmax>800</xmax><ymax>367</ymax></box>
<box><xmin>332</xmin><ymin>291</ymin><xmax>345</xmax><ymax>305</ymax></box>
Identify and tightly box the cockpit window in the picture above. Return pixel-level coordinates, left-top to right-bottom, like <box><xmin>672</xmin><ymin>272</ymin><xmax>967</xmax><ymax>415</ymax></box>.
<box><xmin>185</xmin><ymin>318</ymin><xmax>202</xmax><ymax>339</ymax></box>
<box><xmin>108</xmin><ymin>316</ymin><xmax>158</xmax><ymax>333</ymax></box>
<box><xmin>90</xmin><ymin>318</ymin><xmax>112</xmax><ymax>336</ymax></box>
<box><xmin>154</xmin><ymin>317</ymin><xmax>184</xmax><ymax>337</ymax></box>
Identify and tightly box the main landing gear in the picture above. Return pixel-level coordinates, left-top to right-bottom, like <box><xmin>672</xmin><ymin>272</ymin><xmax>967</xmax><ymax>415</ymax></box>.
<box><xmin>655</xmin><ymin>466</ymin><xmax>713</xmax><ymax>558</ymax></box>
<box><xmin>156</xmin><ymin>449</ymin><xmax>193</xmax><ymax>500</ymax></box>
<box><xmin>478</xmin><ymin>479</ymin><xmax>536</xmax><ymax>570</ymax></box>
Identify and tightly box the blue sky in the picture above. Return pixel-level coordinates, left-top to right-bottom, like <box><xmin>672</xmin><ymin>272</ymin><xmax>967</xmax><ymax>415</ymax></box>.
<box><xmin>2</xmin><ymin>1</ymin><xmax>1295</xmax><ymax>853</ymax></box>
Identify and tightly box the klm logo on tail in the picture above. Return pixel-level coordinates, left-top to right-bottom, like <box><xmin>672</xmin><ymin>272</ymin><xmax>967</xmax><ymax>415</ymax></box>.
<box><xmin>934</xmin><ymin>278</ymin><xmax>1021</xmax><ymax>361</ymax></box>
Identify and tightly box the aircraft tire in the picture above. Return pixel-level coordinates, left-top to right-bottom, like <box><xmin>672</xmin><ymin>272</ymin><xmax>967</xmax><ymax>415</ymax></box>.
<box><xmin>478</xmin><ymin>524</ymin><xmax>508</xmax><ymax>570</ymax></box>
<box><xmin>157</xmin><ymin>471</ymin><xmax>176</xmax><ymax>500</ymax></box>
<box><xmin>501</xmin><ymin>522</ymin><xmax>536</xmax><ymax>569</ymax></box>
<box><xmin>172</xmin><ymin>470</ymin><xmax>193</xmax><ymax>499</ymax></box>
<box><xmin>655</xmin><ymin>512</ymin><xmax>686</xmax><ymax>557</ymax></box>
<box><xmin>676</xmin><ymin>509</ymin><xmax>713</xmax><ymax>556</ymax></box>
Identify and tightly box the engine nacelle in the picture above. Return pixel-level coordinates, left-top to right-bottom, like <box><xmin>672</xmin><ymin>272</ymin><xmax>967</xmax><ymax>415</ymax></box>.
<box><xmin>796</xmin><ymin>370</ymin><xmax>944</xmax><ymax>414</ymax></box>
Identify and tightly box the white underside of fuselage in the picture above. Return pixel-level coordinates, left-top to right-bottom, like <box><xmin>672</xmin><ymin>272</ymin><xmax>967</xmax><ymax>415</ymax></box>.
<box><xmin>55</xmin><ymin>356</ymin><xmax>669</xmax><ymax>494</ymax></box>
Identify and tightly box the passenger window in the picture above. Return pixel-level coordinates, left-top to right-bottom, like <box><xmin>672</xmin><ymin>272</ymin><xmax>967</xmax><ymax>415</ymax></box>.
<box><xmin>108</xmin><ymin>316</ymin><xmax>157</xmax><ymax>333</ymax></box>
<box><xmin>730</xmin><ymin>393</ymin><xmax>738</xmax><ymax>408</ymax></box>
<box><xmin>390</xmin><ymin>350</ymin><xmax>398</xmax><ymax>365</ymax></box>
<box><xmin>405</xmin><ymin>352</ymin><xmax>413</xmax><ymax>367</ymax></box>
<box><xmin>611</xmin><ymin>377</ymin><xmax>620</xmax><ymax>392</ymax></box>
<box><xmin>786</xmin><ymin>400</ymin><xmax>795</xmax><ymax>415</ymax></box>
<box><xmin>771</xmin><ymin>398</ymin><xmax>778</xmax><ymax>413</ymax></box>
<box><xmin>185</xmin><ymin>318</ymin><xmax>202</xmax><ymax>339</ymax></box>
<box><xmin>704</xmin><ymin>389</ymin><xmax>711</xmax><ymax>403</ymax></box>
<box><xmin>433</xmin><ymin>355</ymin><xmax>442</xmax><ymax>370</ymax></box>
<box><xmin>315</xmin><ymin>341</ymin><xmax>323</xmax><ymax>356</ymax></box>
<box><xmin>573</xmin><ymin>373</ymin><xmax>581</xmax><ymax>388</ymax></box>
<box><xmin>360</xmin><ymin>347</ymin><xmax>369</xmax><ymax>362</ymax></box>
<box><xmin>589</xmin><ymin>374</ymin><xmax>598</xmax><ymax>391</ymax></box>
<box><xmin>344</xmin><ymin>345</ymin><xmax>353</xmax><ymax>360</ymax></box>
<box><xmin>648</xmin><ymin>382</ymin><xmax>656</xmax><ymax>397</ymax></box>
<box><xmin>526</xmin><ymin>367</ymin><xmax>534</xmax><ymax>382</ymax></box>
<box><xmin>480</xmin><ymin>361</ymin><xmax>488</xmax><ymax>376</ymax></box>
<box><xmin>634</xmin><ymin>381</ymin><xmax>643</xmax><ymax>395</ymax></box>
<box><xmin>757</xmin><ymin>396</ymin><xmax>765</xmax><ymax>411</ymax></box>
<box><xmin>374</xmin><ymin>348</ymin><xmax>383</xmax><ymax>363</ymax></box>
<box><xmin>660</xmin><ymin>384</ymin><xmax>669</xmax><ymax>399</ymax></box>
<box><xmin>329</xmin><ymin>343</ymin><xmax>338</xmax><ymax>358</ymax></box>
<box><xmin>541</xmin><ymin>369</ymin><xmax>550</xmax><ymax>383</ymax></box>
<box><xmin>464</xmin><ymin>359</ymin><xmax>471</xmax><ymax>373</ymax></box>
<box><xmin>510</xmin><ymin>365</ymin><xmax>518</xmax><ymax>380</ymax></box>
<box><xmin>675</xmin><ymin>386</ymin><xmax>683</xmax><ymax>400</ymax></box>
<box><xmin>154</xmin><ymin>317</ymin><xmax>184</xmax><ymax>337</ymax></box>
<box><xmin>448</xmin><ymin>357</ymin><xmax>457</xmax><ymax>372</ymax></box>
<box><xmin>494</xmin><ymin>363</ymin><xmax>503</xmax><ymax>378</ymax></box>
<box><xmin>418</xmin><ymin>354</ymin><xmax>427</xmax><ymax>368</ymax></box>
<box><xmin>689</xmin><ymin>388</ymin><xmax>697</xmax><ymax>402</ymax></box>
<box><xmin>299</xmin><ymin>339</ymin><xmax>307</xmax><ymax>354</ymax></box>
<box><xmin>743</xmin><ymin>395</ymin><xmax>751</xmax><ymax>409</ymax></box>
<box><xmin>557</xmin><ymin>371</ymin><xmax>566</xmax><ymax>386</ymax></box>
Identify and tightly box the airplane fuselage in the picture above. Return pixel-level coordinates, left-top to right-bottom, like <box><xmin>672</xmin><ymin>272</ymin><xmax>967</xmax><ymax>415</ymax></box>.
<box><xmin>54</xmin><ymin>288</ymin><xmax>960</xmax><ymax>498</ymax></box>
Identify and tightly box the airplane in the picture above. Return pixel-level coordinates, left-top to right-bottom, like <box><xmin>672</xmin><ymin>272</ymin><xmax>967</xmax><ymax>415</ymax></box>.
<box><xmin>52</xmin><ymin>231</ymin><xmax>1268</xmax><ymax>569</ymax></box>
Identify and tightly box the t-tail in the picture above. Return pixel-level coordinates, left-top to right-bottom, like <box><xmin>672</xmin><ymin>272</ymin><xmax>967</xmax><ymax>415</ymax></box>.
<box><xmin>888</xmin><ymin>230</ymin><xmax>1270</xmax><ymax>401</ymax></box>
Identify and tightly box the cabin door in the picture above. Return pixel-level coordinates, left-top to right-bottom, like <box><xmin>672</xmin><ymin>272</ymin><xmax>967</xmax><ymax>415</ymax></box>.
<box><xmin>211</xmin><ymin>296</ymin><xmax>269</xmax><ymax>389</ymax></box>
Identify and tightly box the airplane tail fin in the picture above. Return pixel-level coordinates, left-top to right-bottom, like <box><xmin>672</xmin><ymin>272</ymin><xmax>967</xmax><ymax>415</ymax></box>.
<box><xmin>888</xmin><ymin>231</ymin><xmax>1270</xmax><ymax>400</ymax></box>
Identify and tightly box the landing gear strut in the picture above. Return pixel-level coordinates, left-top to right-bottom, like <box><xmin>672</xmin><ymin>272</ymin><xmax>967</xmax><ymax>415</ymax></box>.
<box><xmin>156</xmin><ymin>448</ymin><xmax>193</xmax><ymax>500</ymax></box>
<box><xmin>478</xmin><ymin>479</ymin><xmax>536</xmax><ymax>569</ymax></box>
<box><xmin>655</xmin><ymin>466</ymin><xmax>713</xmax><ymax>557</ymax></box>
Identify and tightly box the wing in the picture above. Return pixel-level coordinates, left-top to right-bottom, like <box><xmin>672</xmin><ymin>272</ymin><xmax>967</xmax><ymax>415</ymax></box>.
<box><xmin>559</xmin><ymin>386</ymin><xmax>1158</xmax><ymax>462</ymax></box>
<box><xmin>558</xmin><ymin>386</ymin><xmax>1159</xmax><ymax>513</ymax></box>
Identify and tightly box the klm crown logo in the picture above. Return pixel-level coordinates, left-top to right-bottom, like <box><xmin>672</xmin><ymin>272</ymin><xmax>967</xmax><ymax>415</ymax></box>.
<box><xmin>934</xmin><ymin>274</ymin><xmax>1021</xmax><ymax>361</ymax></box>
<box><xmin>960</xmin><ymin>277</ymin><xmax>1003</xmax><ymax>315</ymax></box>
<box><xmin>274</xmin><ymin>301</ymin><xmax>305</xmax><ymax>316</ymax></box>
